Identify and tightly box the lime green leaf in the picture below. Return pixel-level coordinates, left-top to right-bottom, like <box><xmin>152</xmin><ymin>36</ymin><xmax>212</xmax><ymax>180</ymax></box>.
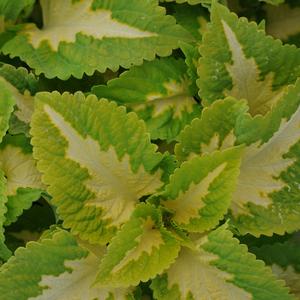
<box><xmin>96</xmin><ymin>204</ymin><xmax>181</xmax><ymax>287</ymax></box>
<box><xmin>151</xmin><ymin>224</ymin><xmax>294</xmax><ymax>300</ymax></box>
<box><xmin>0</xmin><ymin>0</ymin><xmax>34</xmax><ymax>22</ymax></box>
<box><xmin>198</xmin><ymin>2</ymin><xmax>300</xmax><ymax>115</ymax></box>
<box><xmin>0</xmin><ymin>79</ymin><xmax>15</xmax><ymax>143</ymax></box>
<box><xmin>0</xmin><ymin>228</ymin><xmax>134</xmax><ymax>300</ymax></box>
<box><xmin>31</xmin><ymin>91</ymin><xmax>166</xmax><ymax>244</ymax></box>
<box><xmin>0</xmin><ymin>135</ymin><xmax>44</xmax><ymax>226</ymax></box>
<box><xmin>250</xmin><ymin>238</ymin><xmax>300</xmax><ymax>298</ymax></box>
<box><xmin>0</xmin><ymin>169</ymin><xmax>7</xmax><ymax>242</ymax></box>
<box><xmin>2</xmin><ymin>0</ymin><xmax>193</xmax><ymax>79</ymax></box>
<box><xmin>92</xmin><ymin>57</ymin><xmax>200</xmax><ymax>142</ymax></box>
<box><xmin>230</xmin><ymin>79</ymin><xmax>300</xmax><ymax>236</ymax></box>
<box><xmin>0</xmin><ymin>64</ymin><xmax>38</xmax><ymax>137</ymax></box>
<box><xmin>160</xmin><ymin>0</ymin><xmax>211</xmax><ymax>5</ymax></box>
<box><xmin>261</xmin><ymin>0</ymin><xmax>285</xmax><ymax>5</ymax></box>
<box><xmin>175</xmin><ymin>97</ymin><xmax>248</xmax><ymax>161</ymax></box>
<box><xmin>161</xmin><ymin>147</ymin><xmax>242</xmax><ymax>232</ymax></box>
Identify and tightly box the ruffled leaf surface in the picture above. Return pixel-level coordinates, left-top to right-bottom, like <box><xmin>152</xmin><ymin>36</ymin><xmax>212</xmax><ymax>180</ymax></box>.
<box><xmin>151</xmin><ymin>224</ymin><xmax>294</xmax><ymax>300</ymax></box>
<box><xmin>2</xmin><ymin>0</ymin><xmax>194</xmax><ymax>79</ymax></box>
<box><xmin>31</xmin><ymin>91</ymin><xmax>166</xmax><ymax>244</ymax></box>
<box><xmin>96</xmin><ymin>203</ymin><xmax>181</xmax><ymax>287</ymax></box>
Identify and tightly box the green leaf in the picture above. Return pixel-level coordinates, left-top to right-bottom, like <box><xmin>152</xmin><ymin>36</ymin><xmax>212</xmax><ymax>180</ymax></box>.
<box><xmin>92</xmin><ymin>57</ymin><xmax>201</xmax><ymax>142</ymax></box>
<box><xmin>0</xmin><ymin>0</ymin><xmax>34</xmax><ymax>22</ymax></box>
<box><xmin>161</xmin><ymin>146</ymin><xmax>242</xmax><ymax>232</ymax></box>
<box><xmin>96</xmin><ymin>203</ymin><xmax>181</xmax><ymax>287</ymax></box>
<box><xmin>0</xmin><ymin>79</ymin><xmax>15</xmax><ymax>143</ymax></box>
<box><xmin>249</xmin><ymin>237</ymin><xmax>300</xmax><ymax>298</ymax></box>
<box><xmin>0</xmin><ymin>169</ymin><xmax>7</xmax><ymax>242</ymax></box>
<box><xmin>198</xmin><ymin>2</ymin><xmax>300</xmax><ymax>115</ymax></box>
<box><xmin>0</xmin><ymin>64</ymin><xmax>37</xmax><ymax>137</ymax></box>
<box><xmin>2</xmin><ymin>0</ymin><xmax>194</xmax><ymax>79</ymax></box>
<box><xmin>230</xmin><ymin>79</ymin><xmax>300</xmax><ymax>236</ymax></box>
<box><xmin>0</xmin><ymin>135</ymin><xmax>44</xmax><ymax>226</ymax></box>
<box><xmin>0</xmin><ymin>228</ymin><xmax>135</xmax><ymax>300</ymax></box>
<box><xmin>175</xmin><ymin>97</ymin><xmax>248</xmax><ymax>161</ymax></box>
<box><xmin>160</xmin><ymin>0</ymin><xmax>211</xmax><ymax>5</ymax></box>
<box><xmin>171</xmin><ymin>3</ymin><xmax>209</xmax><ymax>41</ymax></box>
<box><xmin>151</xmin><ymin>224</ymin><xmax>294</xmax><ymax>300</ymax></box>
<box><xmin>31</xmin><ymin>91</ymin><xmax>166</xmax><ymax>244</ymax></box>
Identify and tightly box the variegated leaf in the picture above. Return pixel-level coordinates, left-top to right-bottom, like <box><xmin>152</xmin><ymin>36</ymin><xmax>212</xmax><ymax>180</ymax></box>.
<box><xmin>175</xmin><ymin>97</ymin><xmax>247</xmax><ymax>161</ymax></box>
<box><xmin>2</xmin><ymin>0</ymin><xmax>193</xmax><ymax>79</ymax></box>
<box><xmin>161</xmin><ymin>146</ymin><xmax>242</xmax><ymax>232</ymax></box>
<box><xmin>96</xmin><ymin>203</ymin><xmax>181</xmax><ymax>287</ymax></box>
<box><xmin>198</xmin><ymin>2</ymin><xmax>300</xmax><ymax>115</ymax></box>
<box><xmin>31</xmin><ymin>91</ymin><xmax>166</xmax><ymax>244</ymax></box>
<box><xmin>0</xmin><ymin>135</ymin><xmax>44</xmax><ymax>226</ymax></box>
<box><xmin>0</xmin><ymin>228</ymin><xmax>135</xmax><ymax>300</ymax></box>
<box><xmin>151</xmin><ymin>224</ymin><xmax>294</xmax><ymax>300</ymax></box>
<box><xmin>92</xmin><ymin>57</ymin><xmax>201</xmax><ymax>142</ymax></box>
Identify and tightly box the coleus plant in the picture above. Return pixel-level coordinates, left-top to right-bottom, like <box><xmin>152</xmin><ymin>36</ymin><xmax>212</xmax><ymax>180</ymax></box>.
<box><xmin>0</xmin><ymin>0</ymin><xmax>299</xmax><ymax>299</ymax></box>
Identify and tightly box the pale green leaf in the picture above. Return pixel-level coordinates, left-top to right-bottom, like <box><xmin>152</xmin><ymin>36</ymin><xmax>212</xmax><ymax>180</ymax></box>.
<box><xmin>0</xmin><ymin>64</ymin><xmax>38</xmax><ymax>137</ymax></box>
<box><xmin>175</xmin><ymin>97</ymin><xmax>248</xmax><ymax>161</ymax></box>
<box><xmin>0</xmin><ymin>228</ymin><xmax>134</xmax><ymax>300</ymax></box>
<box><xmin>2</xmin><ymin>0</ymin><xmax>194</xmax><ymax>79</ymax></box>
<box><xmin>96</xmin><ymin>203</ymin><xmax>181</xmax><ymax>287</ymax></box>
<box><xmin>0</xmin><ymin>79</ymin><xmax>15</xmax><ymax>143</ymax></box>
<box><xmin>161</xmin><ymin>147</ymin><xmax>242</xmax><ymax>232</ymax></box>
<box><xmin>198</xmin><ymin>2</ymin><xmax>300</xmax><ymax>115</ymax></box>
<box><xmin>0</xmin><ymin>0</ymin><xmax>34</xmax><ymax>22</ymax></box>
<box><xmin>0</xmin><ymin>135</ymin><xmax>44</xmax><ymax>226</ymax></box>
<box><xmin>92</xmin><ymin>57</ymin><xmax>201</xmax><ymax>142</ymax></box>
<box><xmin>0</xmin><ymin>169</ymin><xmax>7</xmax><ymax>242</ymax></box>
<box><xmin>31</xmin><ymin>91</ymin><xmax>167</xmax><ymax>244</ymax></box>
<box><xmin>230</xmin><ymin>79</ymin><xmax>300</xmax><ymax>236</ymax></box>
<box><xmin>151</xmin><ymin>224</ymin><xmax>294</xmax><ymax>300</ymax></box>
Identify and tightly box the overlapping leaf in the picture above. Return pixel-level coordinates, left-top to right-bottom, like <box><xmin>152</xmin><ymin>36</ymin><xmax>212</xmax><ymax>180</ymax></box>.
<box><xmin>92</xmin><ymin>57</ymin><xmax>201</xmax><ymax>142</ymax></box>
<box><xmin>0</xmin><ymin>134</ymin><xmax>44</xmax><ymax>226</ymax></box>
<box><xmin>175</xmin><ymin>97</ymin><xmax>247</xmax><ymax>161</ymax></box>
<box><xmin>151</xmin><ymin>224</ymin><xmax>294</xmax><ymax>300</ymax></box>
<box><xmin>160</xmin><ymin>146</ymin><xmax>242</xmax><ymax>232</ymax></box>
<box><xmin>31</xmin><ymin>91</ymin><xmax>168</xmax><ymax>244</ymax></box>
<box><xmin>249</xmin><ymin>237</ymin><xmax>300</xmax><ymax>298</ymax></box>
<box><xmin>193</xmin><ymin>2</ymin><xmax>300</xmax><ymax>236</ymax></box>
<box><xmin>0</xmin><ymin>0</ymin><xmax>34</xmax><ymax>22</ymax></box>
<box><xmin>0</xmin><ymin>228</ymin><xmax>135</xmax><ymax>300</ymax></box>
<box><xmin>96</xmin><ymin>203</ymin><xmax>180</xmax><ymax>287</ymax></box>
<box><xmin>198</xmin><ymin>1</ymin><xmax>300</xmax><ymax>113</ymax></box>
<box><xmin>0</xmin><ymin>64</ymin><xmax>38</xmax><ymax>136</ymax></box>
<box><xmin>2</xmin><ymin>0</ymin><xmax>194</xmax><ymax>79</ymax></box>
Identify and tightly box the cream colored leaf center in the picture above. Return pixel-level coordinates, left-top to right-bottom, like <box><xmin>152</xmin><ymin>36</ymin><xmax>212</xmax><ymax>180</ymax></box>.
<box><xmin>222</xmin><ymin>20</ymin><xmax>285</xmax><ymax>116</ymax></box>
<box><xmin>44</xmin><ymin>105</ymin><xmax>162</xmax><ymax>227</ymax></box>
<box><xmin>231</xmin><ymin>105</ymin><xmax>300</xmax><ymax>216</ymax></box>
<box><xmin>0</xmin><ymin>77</ymin><xmax>34</xmax><ymax>124</ymax></box>
<box><xmin>26</xmin><ymin>0</ymin><xmax>157</xmax><ymax>51</ymax></box>
<box><xmin>112</xmin><ymin>217</ymin><xmax>164</xmax><ymax>273</ymax></box>
<box><xmin>163</xmin><ymin>163</ymin><xmax>227</xmax><ymax>225</ymax></box>
<box><xmin>201</xmin><ymin>131</ymin><xmax>236</xmax><ymax>155</ymax></box>
<box><xmin>29</xmin><ymin>252</ymin><xmax>130</xmax><ymax>300</ymax></box>
<box><xmin>166</xmin><ymin>246</ymin><xmax>252</xmax><ymax>300</ymax></box>
<box><xmin>0</xmin><ymin>145</ymin><xmax>44</xmax><ymax>196</ymax></box>
<box><xmin>136</xmin><ymin>78</ymin><xmax>195</xmax><ymax>118</ymax></box>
